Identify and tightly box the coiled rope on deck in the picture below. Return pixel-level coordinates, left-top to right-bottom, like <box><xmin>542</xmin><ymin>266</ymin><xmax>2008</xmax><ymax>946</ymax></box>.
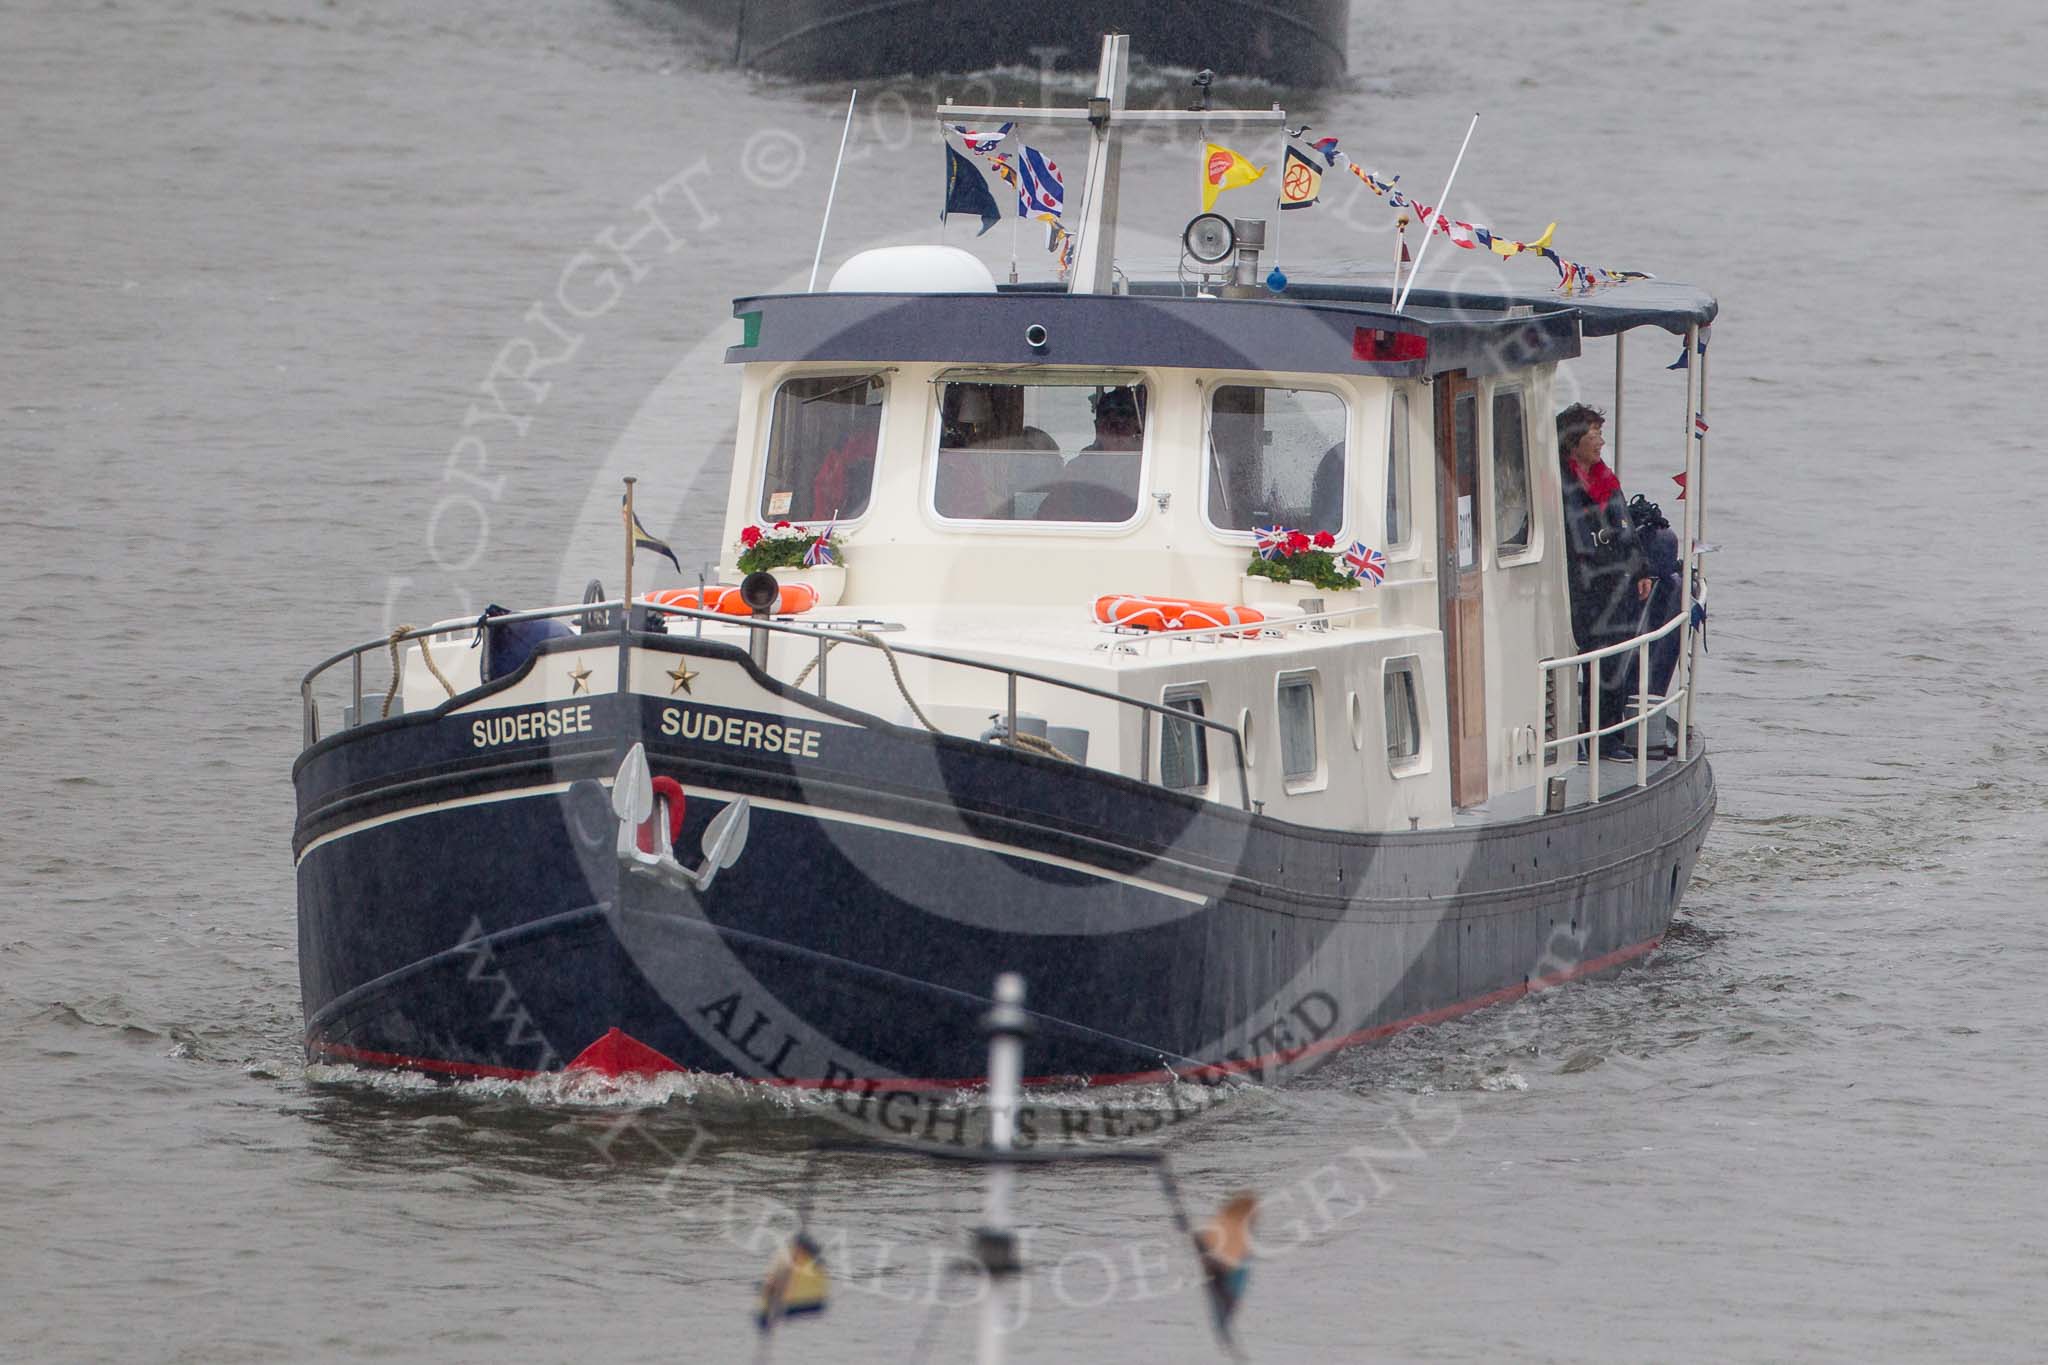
<box><xmin>381</xmin><ymin>626</ymin><xmax>457</xmax><ymax>718</ymax></box>
<box><xmin>790</xmin><ymin>629</ymin><xmax>941</xmax><ymax>735</ymax></box>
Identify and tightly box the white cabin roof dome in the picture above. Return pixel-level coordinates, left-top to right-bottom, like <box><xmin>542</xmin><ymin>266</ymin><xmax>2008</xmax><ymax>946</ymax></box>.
<box><xmin>828</xmin><ymin>246</ymin><xmax>996</xmax><ymax>294</ymax></box>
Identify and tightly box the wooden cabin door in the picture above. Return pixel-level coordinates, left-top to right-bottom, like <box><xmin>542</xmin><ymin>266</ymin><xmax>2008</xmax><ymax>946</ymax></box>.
<box><xmin>1434</xmin><ymin>372</ymin><xmax>1487</xmax><ymax>808</ymax></box>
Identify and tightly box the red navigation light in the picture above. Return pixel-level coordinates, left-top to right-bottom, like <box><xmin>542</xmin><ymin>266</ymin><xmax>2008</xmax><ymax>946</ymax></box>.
<box><xmin>1352</xmin><ymin>327</ymin><xmax>1428</xmax><ymax>363</ymax></box>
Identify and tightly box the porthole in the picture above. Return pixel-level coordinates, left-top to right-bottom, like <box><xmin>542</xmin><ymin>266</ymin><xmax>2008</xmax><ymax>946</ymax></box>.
<box><xmin>1347</xmin><ymin>690</ymin><xmax>1364</xmax><ymax>750</ymax></box>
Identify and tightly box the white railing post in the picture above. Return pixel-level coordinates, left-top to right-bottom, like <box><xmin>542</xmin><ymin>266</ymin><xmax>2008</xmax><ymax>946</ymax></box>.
<box><xmin>1635</xmin><ymin>638</ymin><xmax>1649</xmax><ymax>786</ymax></box>
<box><xmin>1612</xmin><ymin>332</ymin><xmax>1625</xmax><ymax>478</ymax></box>
<box><xmin>1587</xmin><ymin>660</ymin><xmax>1601</xmax><ymax>801</ymax></box>
<box><xmin>1677</xmin><ymin>322</ymin><xmax>1701</xmax><ymax>760</ymax></box>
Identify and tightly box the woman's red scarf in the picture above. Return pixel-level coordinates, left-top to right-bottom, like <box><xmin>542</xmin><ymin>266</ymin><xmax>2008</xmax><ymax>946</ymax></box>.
<box><xmin>1575</xmin><ymin>459</ymin><xmax>1622</xmax><ymax>505</ymax></box>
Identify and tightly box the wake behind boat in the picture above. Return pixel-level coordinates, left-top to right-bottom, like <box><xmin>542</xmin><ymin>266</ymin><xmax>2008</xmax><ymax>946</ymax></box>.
<box><xmin>293</xmin><ymin>36</ymin><xmax>1718</xmax><ymax>1090</ymax></box>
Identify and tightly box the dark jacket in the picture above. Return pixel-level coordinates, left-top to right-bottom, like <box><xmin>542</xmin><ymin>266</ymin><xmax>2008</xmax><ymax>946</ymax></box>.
<box><xmin>1561</xmin><ymin>476</ymin><xmax>1647</xmax><ymax>650</ymax></box>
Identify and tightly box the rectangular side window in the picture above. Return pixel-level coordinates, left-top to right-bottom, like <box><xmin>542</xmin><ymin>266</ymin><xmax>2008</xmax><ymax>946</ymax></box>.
<box><xmin>1493</xmin><ymin>387</ymin><xmax>1532</xmax><ymax>554</ymax></box>
<box><xmin>1277</xmin><ymin>673</ymin><xmax>1318</xmax><ymax>782</ymax></box>
<box><xmin>760</xmin><ymin>374</ymin><xmax>885</xmax><ymax>522</ymax></box>
<box><xmin>1160</xmin><ymin>691</ymin><xmax>1210</xmax><ymax>792</ymax></box>
<box><xmin>1385</xmin><ymin>658</ymin><xmax>1422</xmax><ymax>766</ymax></box>
<box><xmin>1206</xmin><ymin>385</ymin><xmax>1349</xmax><ymax>534</ymax></box>
<box><xmin>1385</xmin><ymin>389</ymin><xmax>1410</xmax><ymax>548</ymax></box>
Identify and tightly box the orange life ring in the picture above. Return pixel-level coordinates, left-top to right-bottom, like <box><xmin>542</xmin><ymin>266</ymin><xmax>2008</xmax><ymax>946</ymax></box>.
<box><xmin>1093</xmin><ymin>594</ymin><xmax>1266</xmax><ymax>635</ymax></box>
<box><xmin>644</xmin><ymin>583</ymin><xmax>820</xmax><ymax>617</ymax></box>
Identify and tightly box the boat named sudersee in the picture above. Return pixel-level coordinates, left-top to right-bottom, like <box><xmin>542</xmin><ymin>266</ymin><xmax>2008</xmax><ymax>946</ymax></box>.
<box><xmin>293</xmin><ymin>37</ymin><xmax>1717</xmax><ymax>1089</ymax></box>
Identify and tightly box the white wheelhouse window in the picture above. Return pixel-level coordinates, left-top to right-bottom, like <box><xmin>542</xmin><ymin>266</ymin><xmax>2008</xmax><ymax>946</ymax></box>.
<box><xmin>1383</xmin><ymin>655</ymin><xmax>1429</xmax><ymax>775</ymax></box>
<box><xmin>1277</xmin><ymin>669</ymin><xmax>1325</xmax><ymax>793</ymax></box>
<box><xmin>1159</xmin><ymin>686</ymin><xmax>1211</xmax><ymax>794</ymax></box>
<box><xmin>931</xmin><ymin>371</ymin><xmax>1148</xmax><ymax>526</ymax></box>
<box><xmin>757</xmin><ymin>373</ymin><xmax>886</xmax><ymax>523</ymax></box>
<box><xmin>1385</xmin><ymin>388</ymin><xmax>1413</xmax><ymax>552</ymax></box>
<box><xmin>1204</xmin><ymin>384</ymin><xmax>1349</xmax><ymax>535</ymax></box>
<box><xmin>1492</xmin><ymin>384</ymin><xmax>1537</xmax><ymax>560</ymax></box>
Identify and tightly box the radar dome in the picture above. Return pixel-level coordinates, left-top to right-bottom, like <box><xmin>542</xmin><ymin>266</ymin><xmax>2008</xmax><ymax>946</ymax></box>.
<box><xmin>828</xmin><ymin>246</ymin><xmax>997</xmax><ymax>294</ymax></box>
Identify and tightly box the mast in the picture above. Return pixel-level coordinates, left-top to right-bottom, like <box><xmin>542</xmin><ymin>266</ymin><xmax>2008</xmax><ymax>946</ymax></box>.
<box><xmin>940</xmin><ymin>34</ymin><xmax>1287</xmax><ymax>296</ymax></box>
<box><xmin>1066</xmin><ymin>35</ymin><xmax>1129</xmax><ymax>295</ymax></box>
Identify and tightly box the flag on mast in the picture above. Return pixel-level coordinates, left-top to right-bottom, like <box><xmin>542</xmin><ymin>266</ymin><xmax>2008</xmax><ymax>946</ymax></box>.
<box><xmin>1015</xmin><ymin>145</ymin><xmax>1065</xmax><ymax>222</ymax></box>
<box><xmin>1278</xmin><ymin>145</ymin><xmax>1322</xmax><ymax>211</ymax></box>
<box><xmin>622</xmin><ymin>497</ymin><xmax>681</xmax><ymax>574</ymax></box>
<box><xmin>941</xmin><ymin>144</ymin><xmax>1003</xmax><ymax>235</ymax></box>
<box><xmin>947</xmin><ymin>121</ymin><xmax>1012</xmax><ymax>155</ymax></box>
<box><xmin>1201</xmin><ymin>143</ymin><xmax>1264</xmax><ymax>212</ymax></box>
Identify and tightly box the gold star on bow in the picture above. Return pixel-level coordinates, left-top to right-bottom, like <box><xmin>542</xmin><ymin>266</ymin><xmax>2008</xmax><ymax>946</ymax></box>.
<box><xmin>666</xmin><ymin>661</ymin><xmax>698</xmax><ymax>696</ymax></box>
<box><xmin>569</xmin><ymin>659</ymin><xmax>594</xmax><ymax>695</ymax></box>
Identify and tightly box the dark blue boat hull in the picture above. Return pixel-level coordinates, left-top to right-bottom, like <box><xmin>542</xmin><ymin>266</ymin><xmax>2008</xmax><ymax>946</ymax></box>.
<box><xmin>294</xmin><ymin>645</ymin><xmax>1715</xmax><ymax>1088</ymax></box>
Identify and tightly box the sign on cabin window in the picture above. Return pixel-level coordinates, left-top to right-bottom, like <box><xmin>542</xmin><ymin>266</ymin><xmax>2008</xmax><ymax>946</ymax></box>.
<box><xmin>1453</xmin><ymin>394</ymin><xmax>1480</xmax><ymax>569</ymax></box>
<box><xmin>1385</xmin><ymin>390</ymin><xmax>1411</xmax><ymax>549</ymax></box>
<box><xmin>1160</xmin><ymin>690</ymin><xmax>1210</xmax><ymax>792</ymax></box>
<box><xmin>1493</xmin><ymin>387</ymin><xmax>1533</xmax><ymax>555</ymax></box>
<box><xmin>933</xmin><ymin>376</ymin><xmax>1147</xmax><ymax>524</ymax></box>
<box><xmin>1206</xmin><ymin>386</ymin><xmax>1348</xmax><ymax>533</ymax></box>
<box><xmin>760</xmin><ymin>374</ymin><xmax>885</xmax><ymax>522</ymax></box>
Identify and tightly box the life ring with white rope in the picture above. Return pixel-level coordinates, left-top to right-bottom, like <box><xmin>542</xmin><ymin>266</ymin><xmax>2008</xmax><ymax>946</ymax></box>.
<box><xmin>1093</xmin><ymin>594</ymin><xmax>1266</xmax><ymax>635</ymax></box>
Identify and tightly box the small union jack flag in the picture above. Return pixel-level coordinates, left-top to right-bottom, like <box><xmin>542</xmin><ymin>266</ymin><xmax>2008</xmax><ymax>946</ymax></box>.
<box><xmin>803</xmin><ymin>516</ymin><xmax>837</xmax><ymax>568</ymax></box>
<box><xmin>1693</xmin><ymin>414</ymin><xmax>1710</xmax><ymax>440</ymax></box>
<box><xmin>1342</xmin><ymin>541</ymin><xmax>1387</xmax><ymax>585</ymax></box>
<box><xmin>1253</xmin><ymin>526</ymin><xmax>1292</xmax><ymax>561</ymax></box>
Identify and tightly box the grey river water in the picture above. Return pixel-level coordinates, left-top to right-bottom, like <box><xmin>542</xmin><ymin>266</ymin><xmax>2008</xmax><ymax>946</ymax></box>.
<box><xmin>4</xmin><ymin>0</ymin><xmax>2047</xmax><ymax>1360</ymax></box>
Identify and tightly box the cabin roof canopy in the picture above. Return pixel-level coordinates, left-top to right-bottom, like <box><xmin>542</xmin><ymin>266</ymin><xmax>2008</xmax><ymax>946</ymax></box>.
<box><xmin>728</xmin><ymin>275</ymin><xmax>1714</xmax><ymax>378</ymax></box>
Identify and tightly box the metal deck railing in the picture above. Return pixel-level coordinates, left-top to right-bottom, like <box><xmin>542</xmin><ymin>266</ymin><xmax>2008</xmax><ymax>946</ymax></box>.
<box><xmin>1537</xmin><ymin>585</ymin><xmax>1697</xmax><ymax>801</ymax></box>
<box><xmin>299</xmin><ymin>599</ymin><xmax>1256</xmax><ymax>810</ymax></box>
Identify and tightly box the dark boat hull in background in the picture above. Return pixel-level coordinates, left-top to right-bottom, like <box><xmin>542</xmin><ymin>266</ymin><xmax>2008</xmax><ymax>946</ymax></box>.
<box><xmin>709</xmin><ymin>0</ymin><xmax>1349</xmax><ymax>85</ymax></box>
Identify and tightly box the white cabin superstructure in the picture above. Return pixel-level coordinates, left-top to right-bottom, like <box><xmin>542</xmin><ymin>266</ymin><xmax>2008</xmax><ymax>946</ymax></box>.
<box><xmin>701</xmin><ymin>340</ymin><xmax>1591</xmax><ymax>834</ymax></box>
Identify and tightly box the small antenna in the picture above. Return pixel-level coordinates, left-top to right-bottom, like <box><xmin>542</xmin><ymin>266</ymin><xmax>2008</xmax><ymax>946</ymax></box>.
<box><xmin>808</xmin><ymin>90</ymin><xmax>859</xmax><ymax>293</ymax></box>
<box><xmin>1394</xmin><ymin>113</ymin><xmax>1478</xmax><ymax>313</ymax></box>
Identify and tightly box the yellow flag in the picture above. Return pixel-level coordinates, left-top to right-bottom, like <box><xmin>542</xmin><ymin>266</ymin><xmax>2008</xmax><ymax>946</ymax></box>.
<box><xmin>1202</xmin><ymin>143</ymin><xmax>1265</xmax><ymax>213</ymax></box>
<box><xmin>1492</xmin><ymin>220</ymin><xmax>1558</xmax><ymax>258</ymax></box>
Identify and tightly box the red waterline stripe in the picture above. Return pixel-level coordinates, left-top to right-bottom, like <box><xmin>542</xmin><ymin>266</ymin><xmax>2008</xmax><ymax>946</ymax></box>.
<box><xmin>308</xmin><ymin>934</ymin><xmax>1661</xmax><ymax>1090</ymax></box>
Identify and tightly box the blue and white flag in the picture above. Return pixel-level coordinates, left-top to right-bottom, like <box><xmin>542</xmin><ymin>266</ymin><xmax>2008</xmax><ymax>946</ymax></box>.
<box><xmin>1016</xmin><ymin>145</ymin><xmax>1064</xmax><ymax>222</ymax></box>
<box><xmin>948</xmin><ymin>121</ymin><xmax>1012</xmax><ymax>155</ymax></box>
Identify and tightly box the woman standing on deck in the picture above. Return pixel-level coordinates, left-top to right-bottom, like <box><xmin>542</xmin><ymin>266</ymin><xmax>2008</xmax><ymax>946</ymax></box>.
<box><xmin>1557</xmin><ymin>403</ymin><xmax>1655</xmax><ymax>756</ymax></box>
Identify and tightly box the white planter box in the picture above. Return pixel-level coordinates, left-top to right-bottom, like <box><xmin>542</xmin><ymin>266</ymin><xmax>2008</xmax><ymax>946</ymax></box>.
<box><xmin>783</xmin><ymin>562</ymin><xmax>846</xmax><ymax>609</ymax></box>
<box><xmin>1237</xmin><ymin>574</ymin><xmax>1374</xmax><ymax>628</ymax></box>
